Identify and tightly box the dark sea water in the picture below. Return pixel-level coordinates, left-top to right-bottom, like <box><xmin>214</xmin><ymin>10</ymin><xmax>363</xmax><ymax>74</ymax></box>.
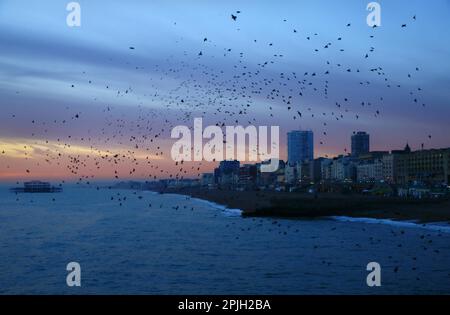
<box><xmin>0</xmin><ymin>184</ymin><xmax>449</xmax><ymax>294</ymax></box>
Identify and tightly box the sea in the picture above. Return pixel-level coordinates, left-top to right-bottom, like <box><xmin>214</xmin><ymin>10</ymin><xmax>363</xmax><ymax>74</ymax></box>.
<box><xmin>0</xmin><ymin>183</ymin><xmax>449</xmax><ymax>294</ymax></box>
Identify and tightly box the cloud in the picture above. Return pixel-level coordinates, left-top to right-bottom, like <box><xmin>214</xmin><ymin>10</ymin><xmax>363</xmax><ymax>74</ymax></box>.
<box><xmin>0</xmin><ymin>137</ymin><xmax>163</xmax><ymax>161</ymax></box>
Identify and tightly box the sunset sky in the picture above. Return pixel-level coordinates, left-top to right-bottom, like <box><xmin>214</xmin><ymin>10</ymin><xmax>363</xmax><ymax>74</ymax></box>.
<box><xmin>1</xmin><ymin>0</ymin><xmax>450</xmax><ymax>181</ymax></box>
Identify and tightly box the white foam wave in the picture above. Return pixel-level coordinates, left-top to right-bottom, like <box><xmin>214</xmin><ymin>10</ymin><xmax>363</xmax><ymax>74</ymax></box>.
<box><xmin>189</xmin><ymin>197</ymin><xmax>243</xmax><ymax>217</ymax></box>
<box><xmin>330</xmin><ymin>216</ymin><xmax>450</xmax><ymax>233</ymax></box>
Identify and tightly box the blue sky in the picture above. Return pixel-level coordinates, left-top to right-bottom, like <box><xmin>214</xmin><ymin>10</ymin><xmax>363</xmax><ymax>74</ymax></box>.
<box><xmin>0</xmin><ymin>0</ymin><xmax>450</xmax><ymax>178</ymax></box>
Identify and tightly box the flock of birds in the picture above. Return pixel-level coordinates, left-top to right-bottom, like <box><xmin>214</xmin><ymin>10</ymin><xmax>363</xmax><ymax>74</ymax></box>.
<box><xmin>1</xmin><ymin>11</ymin><xmax>429</xmax><ymax>185</ymax></box>
<box><xmin>2</xmin><ymin>9</ymin><xmax>449</xmax><ymax>285</ymax></box>
<box><xmin>4</xmin><ymin>11</ymin><xmax>431</xmax><ymax>187</ymax></box>
<box><xmin>3</xmin><ymin>12</ymin><xmax>432</xmax><ymax>198</ymax></box>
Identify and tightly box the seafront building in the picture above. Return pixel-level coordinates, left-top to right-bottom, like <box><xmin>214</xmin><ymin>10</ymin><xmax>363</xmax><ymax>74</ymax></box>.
<box><xmin>351</xmin><ymin>131</ymin><xmax>370</xmax><ymax>157</ymax></box>
<box><xmin>189</xmin><ymin>131</ymin><xmax>450</xmax><ymax>197</ymax></box>
<box><xmin>395</xmin><ymin>148</ymin><xmax>450</xmax><ymax>185</ymax></box>
<box><xmin>201</xmin><ymin>173</ymin><xmax>215</xmax><ymax>187</ymax></box>
<box><xmin>287</xmin><ymin>130</ymin><xmax>314</xmax><ymax>164</ymax></box>
<box><xmin>356</xmin><ymin>159</ymin><xmax>384</xmax><ymax>183</ymax></box>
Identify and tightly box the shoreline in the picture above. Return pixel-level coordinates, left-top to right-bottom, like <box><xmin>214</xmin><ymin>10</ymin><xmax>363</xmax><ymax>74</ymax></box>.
<box><xmin>154</xmin><ymin>187</ymin><xmax>450</xmax><ymax>224</ymax></box>
<box><xmin>329</xmin><ymin>216</ymin><xmax>450</xmax><ymax>233</ymax></box>
<box><xmin>162</xmin><ymin>189</ymin><xmax>450</xmax><ymax>232</ymax></box>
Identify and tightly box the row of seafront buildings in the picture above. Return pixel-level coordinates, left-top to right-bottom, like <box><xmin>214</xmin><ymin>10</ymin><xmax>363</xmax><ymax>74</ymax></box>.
<box><xmin>200</xmin><ymin>130</ymin><xmax>450</xmax><ymax>196</ymax></box>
